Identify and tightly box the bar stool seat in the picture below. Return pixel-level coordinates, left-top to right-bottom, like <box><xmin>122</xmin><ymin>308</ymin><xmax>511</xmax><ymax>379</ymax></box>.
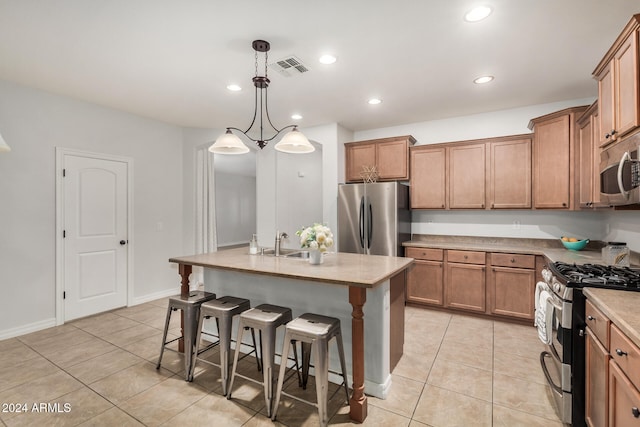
<box><xmin>188</xmin><ymin>295</ymin><xmax>259</xmax><ymax>395</ymax></box>
<box><xmin>156</xmin><ymin>290</ymin><xmax>217</xmax><ymax>380</ymax></box>
<box><xmin>227</xmin><ymin>304</ymin><xmax>293</xmax><ymax>417</ymax></box>
<box><xmin>271</xmin><ymin>313</ymin><xmax>350</xmax><ymax>427</ymax></box>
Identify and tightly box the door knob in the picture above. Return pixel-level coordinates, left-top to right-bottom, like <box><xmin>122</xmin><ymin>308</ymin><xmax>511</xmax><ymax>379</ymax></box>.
<box><xmin>120</xmin><ymin>240</ymin><xmax>127</xmax><ymax>245</ymax></box>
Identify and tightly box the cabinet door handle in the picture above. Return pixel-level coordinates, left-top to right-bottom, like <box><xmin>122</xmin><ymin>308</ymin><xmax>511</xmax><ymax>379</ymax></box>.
<box><xmin>510</xmin><ymin>258</ymin><xmax>515</xmax><ymax>263</ymax></box>
<box><xmin>632</xmin><ymin>407</ymin><xmax>640</xmax><ymax>418</ymax></box>
<box><xmin>464</xmin><ymin>255</ymin><xmax>468</xmax><ymax>259</ymax></box>
<box><xmin>587</xmin><ymin>315</ymin><xmax>595</xmax><ymax>321</ymax></box>
<box><xmin>616</xmin><ymin>348</ymin><xmax>628</xmax><ymax>357</ymax></box>
<box><xmin>611</xmin><ymin>129</ymin><xmax>617</xmax><ymax>136</ymax></box>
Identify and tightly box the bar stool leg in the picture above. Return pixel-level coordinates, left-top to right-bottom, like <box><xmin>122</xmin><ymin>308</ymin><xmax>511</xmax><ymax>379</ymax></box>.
<box><xmin>218</xmin><ymin>314</ymin><xmax>233</xmax><ymax>396</ymax></box>
<box><xmin>271</xmin><ymin>330</ymin><xmax>292</xmax><ymax>421</ymax></box>
<box><xmin>188</xmin><ymin>310</ymin><xmax>207</xmax><ymax>381</ymax></box>
<box><xmin>301</xmin><ymin>341</ymin><xmax>312</xmax><ymax>389</ymax></box>
<box><xmin>262</xmin><ymin>325</ymin><xmax>277</xmax><ymax>417</ymax></box>
<box><xmin>156</xmin><ymin>306</ymin><xmax>174</xmax><ymax>369</ymax></box>
<box><xmin>227</xmin><ymin>322</ymin><xmax>246</xmax><ymax>399</ymax></box>
<box><xmin>183</xmin><ymin>306</ymin><xmax>198</xmax><ymax>379</ymax></box>
<box><xmin>314</xmin><ymin>340</ymin><xmax>330</xmax><ymax>427</ymax></box>
<box><xmin>335</xmin><ymin>330</ymin><xmax>350</xmax><ymax>403</ymax></box>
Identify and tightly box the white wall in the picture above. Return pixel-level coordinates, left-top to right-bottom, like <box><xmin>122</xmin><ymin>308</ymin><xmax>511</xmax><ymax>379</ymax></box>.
<box><xmin>0</xmin><ymin>80</ymin><xmax>184</xmax><ymax>338</ymax></box>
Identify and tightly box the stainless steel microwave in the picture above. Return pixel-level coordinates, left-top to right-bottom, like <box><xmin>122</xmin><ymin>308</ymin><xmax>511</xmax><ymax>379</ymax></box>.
<box><xmin>600</xmin><ymin>133</ymin><xmax>640</xmax><ymax>206</ymax></box>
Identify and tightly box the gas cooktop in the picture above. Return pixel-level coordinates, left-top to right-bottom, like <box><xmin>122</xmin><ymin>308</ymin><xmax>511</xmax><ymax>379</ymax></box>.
<box><xmin>552</xmin><ymin>262</ymin><xmax>640</xmax><ymax>289</ymax></box>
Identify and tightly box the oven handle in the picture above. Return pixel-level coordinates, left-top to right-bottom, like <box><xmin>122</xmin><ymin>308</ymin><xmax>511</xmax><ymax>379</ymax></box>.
<box><xmin>540</xmin><ymin>351</ymin><xmax>563</xmax><ymax>394</ymax></box>
<box><xmin>618</xmin><ymin>151</ymin><xmax>631</xmax><ymax>200</ymax></box>
<box><xmin>547</xmin><ymin>295</ymin><xmax>563</xmax><ymax>313</ymax></box>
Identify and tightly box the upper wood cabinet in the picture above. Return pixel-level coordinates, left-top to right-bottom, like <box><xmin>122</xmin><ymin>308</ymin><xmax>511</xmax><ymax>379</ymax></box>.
<box><xmin>410</xmin><ymin>134</ymin><xmax>531</xmax><ymax>210</ymax></box>
<box><xmin>577</xmin><ymin>102</ymin><xmax>604</xmax><ymax>208</ymax></box>
<box><xmin>529</xmin><ymin>106</ymin><xmax>588</xmax><ymax>209</ymax></box>
<box><xmin>345</xmin><ymin>135</ymin><xmax>415</xmax><ymax>182</ymax></box>
<box><xmin>593</xmin><ymin>14</ymin><xmax>640</xmax><ymax>146</ymax></box>
<box><xmin>449</xmin><ymin>143</ymin><xmax>486</xmax><ymax>209</ymax></box>
<box><xmin>488</xmin><ymin>137</ymin><xmax>532</xmax><ymax>209</ymax></box>
<box><xmin>410</xmin><ymin>146</ymin><xmax>446</xmax><ymax>209</ymax></box>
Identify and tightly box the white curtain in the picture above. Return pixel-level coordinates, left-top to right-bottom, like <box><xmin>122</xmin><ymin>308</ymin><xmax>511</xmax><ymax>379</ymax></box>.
<box><xmin>195</xmin><ymin>147</ymin><xmax>217</xmax><ymax>254</ymax></box>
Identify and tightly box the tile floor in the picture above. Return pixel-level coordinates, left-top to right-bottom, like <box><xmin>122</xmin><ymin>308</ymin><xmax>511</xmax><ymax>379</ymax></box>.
<box><xmin>0</xmin><ymin>298</ymin><xmax>563</xmax><ymax>426</ymax></box>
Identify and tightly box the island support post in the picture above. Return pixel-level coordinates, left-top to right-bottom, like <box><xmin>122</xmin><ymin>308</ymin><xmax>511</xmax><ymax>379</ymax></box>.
<box><xmin>177</xmin><ymin>263</ymin><xmax>192</xmax><ymax>353</ymax></box>
<box><xmin>348</xmin><ymin>285</ymin><xmax>368</xmax><ymax>422</ymax></box>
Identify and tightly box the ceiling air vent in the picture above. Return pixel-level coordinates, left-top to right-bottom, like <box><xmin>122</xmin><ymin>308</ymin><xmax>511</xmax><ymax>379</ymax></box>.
<box><xmin>269</xmin><ymin>55</ymin><xmax>310</xmax><ymax>77</ymax></box>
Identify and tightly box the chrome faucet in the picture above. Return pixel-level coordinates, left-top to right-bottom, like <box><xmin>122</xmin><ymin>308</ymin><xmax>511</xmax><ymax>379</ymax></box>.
<box><xmin>275</xmin><ymin>231</ymin><xmax>288</xmax><ymax>256</ymax></box>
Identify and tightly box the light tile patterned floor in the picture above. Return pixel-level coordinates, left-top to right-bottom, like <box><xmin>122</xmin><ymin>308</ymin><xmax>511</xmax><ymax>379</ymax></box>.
<box><xmin>0</xmin><ymin>300</ymin><xmax>563</xmax><ymax>426</ymax></box>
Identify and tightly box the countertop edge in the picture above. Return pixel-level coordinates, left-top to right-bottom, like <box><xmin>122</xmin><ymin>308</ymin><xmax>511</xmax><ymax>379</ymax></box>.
<box><xmin>583</xmin><ymin>288</ymin><xmax>640</xmax><ymax>348</ymax></box>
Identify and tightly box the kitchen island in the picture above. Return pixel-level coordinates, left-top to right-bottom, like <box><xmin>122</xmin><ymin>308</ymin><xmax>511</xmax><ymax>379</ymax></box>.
<box><xmin>169</xmin><ymin>247</ymin><xmax>413</xmax><ymax>423</ymax></box>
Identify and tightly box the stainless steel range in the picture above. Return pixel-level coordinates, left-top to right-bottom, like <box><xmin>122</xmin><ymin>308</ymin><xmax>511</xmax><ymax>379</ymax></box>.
<box><xmin>537</xmin><ymin>262</ymin><xmax>640</xmax><ymax>426</ymax></box>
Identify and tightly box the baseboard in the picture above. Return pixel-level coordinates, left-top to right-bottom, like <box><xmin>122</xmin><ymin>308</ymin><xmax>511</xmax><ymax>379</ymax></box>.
<box><xmin>131</xmin><ymin>288</ymin><xmax>179</xmax><ymax>306</ymax></box>
<box><xmin>0</xmin><ymin>318</ymin><xmax>57</xmax><ymax>341</ymax></box>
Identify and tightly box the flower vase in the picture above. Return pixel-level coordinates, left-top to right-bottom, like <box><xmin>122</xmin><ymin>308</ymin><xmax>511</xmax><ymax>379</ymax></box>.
<box><xmin>308</xmin><ymin>250</ymin><xmax>323</xmax><ymax>265</ymax></box>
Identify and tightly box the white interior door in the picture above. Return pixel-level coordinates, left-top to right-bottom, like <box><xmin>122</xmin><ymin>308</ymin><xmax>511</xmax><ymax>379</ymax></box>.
<box><xmin>63</xmin><ymin>154</ymin><xmax>128</xmax><ymax>321</ymax></box>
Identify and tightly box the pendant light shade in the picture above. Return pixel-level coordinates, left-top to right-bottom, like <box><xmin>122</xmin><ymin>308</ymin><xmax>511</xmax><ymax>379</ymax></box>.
<box><xmin>274</xmin><ymin>127</ymin><xmax>315</xmax><ymax>153</ymax></box>
<box><xmin>209</xmin><ymin>129</ymin><xmax>250</xmax><ymax>154</ymax></box>
<box><xmin>0</xmin><ymin>132</ymin><xmax>11</xmax><ymax>152</ymax></box>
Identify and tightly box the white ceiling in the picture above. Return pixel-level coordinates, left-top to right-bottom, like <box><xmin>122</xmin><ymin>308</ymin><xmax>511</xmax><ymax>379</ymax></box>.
<box><xmin>0</xmin><ymin>1</ymin><xmax>638</xmax><ymax>134</ymax></box>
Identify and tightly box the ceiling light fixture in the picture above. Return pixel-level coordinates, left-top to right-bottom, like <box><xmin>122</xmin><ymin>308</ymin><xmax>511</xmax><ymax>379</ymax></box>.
<box><xmin>368</xmin><ymin>98</ymin><xmax>382</xmax><ymax>105</ymax></box>
<box><xmin>319</xmin><ymin>54</ymin><xmax>337</xmax><ymax>65</ymax></box>
<box><xmin>291</xmin><ymin>114</ymin><xmax>303</xmax><ymax>120</ymax></box>
<box><xmin>464</xmin><ymin>6</ymin><xmax>492</xmax><ymax>22</ymax></box>
<box><xmin>209</xmin><ymin>40</ymin><xmax>314</xmax><ymax>155</ymax></box>
<box><xmin>0</xmin><ymin>132</ymin><xmax>11</xmax><ymax>152</ymax></box>
<box><xmin>473</xmin><ymin>75</ymin><xmax>494</xmax><ymax>84</ymax></box>
<box><xmin>226</xmin><ymin>84</ymin><xmax>242</xmax><ymax>91</ymax></box>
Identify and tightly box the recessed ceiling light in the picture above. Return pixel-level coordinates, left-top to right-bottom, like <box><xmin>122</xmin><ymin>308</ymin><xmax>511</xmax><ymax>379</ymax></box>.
<box><xmin>226</xmin><ymin>84</ymin><xmax>242</xmax><ymax>91</ymax></box>
<box><xmin>291</xmin><ymin>114</ymin><xmax>303</xmax><ymax>120</ymax></box>
<box><xmin>473</xmin><ymin>75</ymin><xmax>494</xmax><ymax>84</ymax></box>
<box><xmin>319</xmin><ymin>54</ymin><xmax>337</xmax><ymax>65</ymax></box>
<box><xmin>368</xmin><ymin>98</ymin><xmax>382</xmax><ymax>105</ymax></box>
<box><xmin>464</xmin><ymin>6</ymin><xmax>492</xmax><ymax>22</ymax></box>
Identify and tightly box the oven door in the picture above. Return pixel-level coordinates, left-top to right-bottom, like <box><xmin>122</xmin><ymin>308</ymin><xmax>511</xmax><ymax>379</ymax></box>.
<box><xmin>540</xmin><ymin>294</ymin><xmax>572</xmax><ymax>424</ymax></box>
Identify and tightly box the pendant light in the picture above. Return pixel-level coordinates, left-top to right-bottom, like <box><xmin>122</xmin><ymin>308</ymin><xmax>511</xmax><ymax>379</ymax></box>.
<box><xmin>0</xmin><ymin>132</ymin><xmax>11</xmax><ymax>152</ymax></box>
<box><xmin>209</xmin><ymin>40</ymin><xmax>314</xmax><ymax>155</ymax></box>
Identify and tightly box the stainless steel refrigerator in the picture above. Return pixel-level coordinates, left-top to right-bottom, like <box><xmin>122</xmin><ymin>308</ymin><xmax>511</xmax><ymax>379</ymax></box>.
<box><xmin>337</xmin><ymin>182</ymin><xmax>410</xmax><ymax>256</ymax></box>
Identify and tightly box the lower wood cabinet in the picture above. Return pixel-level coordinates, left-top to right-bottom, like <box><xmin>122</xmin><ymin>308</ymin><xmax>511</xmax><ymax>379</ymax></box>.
<box><xmin>585</xmin><ymin>298</ymin><xmax>640</xmax><ymax>427</ymax></box>
<box><xmin>405</xmin><ymin>247</ymin><xmax>538</xmax><ymax>322</ymax></box>
<box><xmin>445</xmin><ymin>250</ymin><xmax>486</xmax><ymax>313</ymax></box>
<box><xmin>405</xmin><ymin>247</ymin><xmax>444</xmax><ymax>307</ymax></box>
<box><xmin>586</xmin><ymin>327</ymin><xmax>610</xmax><ymax>427</ymax></box>
<box><xmin>488</xmin><ymin>253</ymin><xmax>536</xmax><ymax>320</ymax></box>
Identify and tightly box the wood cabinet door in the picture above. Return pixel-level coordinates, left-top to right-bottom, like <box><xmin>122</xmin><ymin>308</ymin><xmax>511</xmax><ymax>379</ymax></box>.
<box><xmin>586</xmin><ymin>328</ymin><xmax>609</xmax><ymax>427</ymax></box>
<box><xmin>445</xmin><ymin>262</ymin><xmax>485</xmax><ymax>312</ymax></box>
<box><xmin>489</xmin><ymin>138</ymin><xmax>531</xmax><ymax>209</ymax></box>
<box><xmin>615</xmin><ymin>32</ymin><xmax>640</xmax><ymax>138</ymax></box>
<box><xmin>410</xmin><ymin>147</ymin><xmax>446</xmax><ymax>209</ymax></box>
<box><xmin>406</xmin><ymin>260</ymin><xmax>444</xmax><ymax>306</ymax></box>
<box><xmin>578</xmin><ymin>113</ymin><xmax>595</xmax><ymax>207</ymax></box>
<box><xmin>449</xmin><ymin>143</ymin><xmax>485</xmax><ymax>209</ymax></box>
<box><xmin>377</xmin><ymin>139</ymin><xmax>409</xmax><ymax>180</ymax></box>
<box><xmin>346</xmin><ymin>143</ymin><xmax>376</xmax><ymax>182</ymax></box>
<box><xmin>533</xmin><ymin>114</ymin><xmax>571</xmax><ymax>208</ymax></box>
<box><xmin>598</xmin><ymin>61</ymin><xmax>616</xmax><ymax>147</ymax></box>
<box><xmin>608</xmin><ymin>359</ymin><xmax>640</xmax><ymax>427</ymax></box>
<box><xmin>489</xmin><ymin>267</ymin><xmax>535</xmax><ymax>320</ymax></box>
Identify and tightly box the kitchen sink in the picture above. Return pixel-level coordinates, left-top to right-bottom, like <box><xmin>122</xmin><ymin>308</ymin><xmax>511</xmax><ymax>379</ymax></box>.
<box><xmin>261</xmin><ymin>248</ymin><xmax>309</xmax><ymax>258</ymax></box>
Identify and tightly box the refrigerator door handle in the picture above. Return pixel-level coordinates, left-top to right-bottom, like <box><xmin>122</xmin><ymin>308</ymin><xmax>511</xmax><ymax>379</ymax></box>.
<box><xmin>367</xmin><ymin>200</ymin><xmax>373</xmax><ymax>249</ymax></box>
<box><xmin>359</xmin><ymin>196</ymin><xmax>365</xmax><ymax>249</ymax></box>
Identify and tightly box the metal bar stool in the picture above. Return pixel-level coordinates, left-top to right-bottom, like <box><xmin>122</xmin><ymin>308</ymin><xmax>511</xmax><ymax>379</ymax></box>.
<box><xmin>156</xmin><ymin>290</ymin><xmax>217</xmax><ymax>379</ymax></box>
<box><xmin>271</xmin><ymin>313</ymin><xmax>350</xmax><ymax>427</ymax></box>
<box><xmin>227</xmin><ymin>304</ymin><xmax>293</xmax><ymax>417</ymax></box>
<box><xmin>188</xmin><ymin>295</ymin><xmax>260</xmax><ymax>395</ymax></box>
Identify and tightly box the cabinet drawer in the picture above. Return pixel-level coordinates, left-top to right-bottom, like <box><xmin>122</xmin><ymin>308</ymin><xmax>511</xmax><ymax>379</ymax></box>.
<box><xmin>586</xmin><ymin>300</ymin><xmax>610</xmax><ymax>350</ymax></box>
<box><xmin>405</xmin><ymin>247</ymin><xmax>444</xmax><ymax>261</ymax></box>
<box><xmin>490</xmin><ymin>253</ymin><xmax>535</xmax><ymax>269</ymax></box>
<box><xmin>447</xmin><ymin>250</ymin><xmax>485</xmax><ymax>264</ymax></box>
<box><xmin>610</xmin><ymin>323</ymin><xmax>640</xmax><ymax>391</ymax></box>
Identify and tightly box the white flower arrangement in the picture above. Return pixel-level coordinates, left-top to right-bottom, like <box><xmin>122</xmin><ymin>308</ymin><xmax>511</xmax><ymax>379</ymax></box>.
<box><xmin>296</xmin><ymin>223</ymin><xmax>334</xmax><ymax>252</ymax></box>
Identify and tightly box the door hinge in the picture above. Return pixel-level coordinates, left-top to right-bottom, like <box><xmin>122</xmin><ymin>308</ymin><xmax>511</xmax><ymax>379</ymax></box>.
<box><xmin>63</xmin><ymin>230</ymin><xmax>66</xmax><ymax>238</ymax></box>
<box><xmin>63</xmin><ymin>168</ymin><xmax>66</xmax><ymax>177</ymax></box>
<box><xmin>63</xmin><ymin>291</ymin><xmax>66</xmax><ymax>299</ymax></box>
